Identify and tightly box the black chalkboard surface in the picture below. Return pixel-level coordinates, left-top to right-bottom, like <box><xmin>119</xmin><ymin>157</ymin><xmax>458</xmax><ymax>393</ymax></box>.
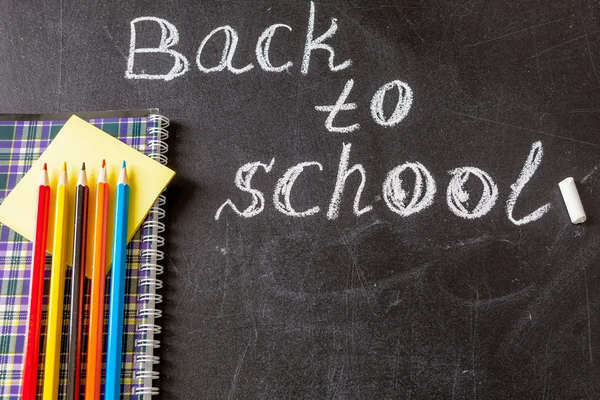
<box><xmin>2</xmin><ymin>0</ymin><xmax>600</xmax><ymax>398</ymax></box>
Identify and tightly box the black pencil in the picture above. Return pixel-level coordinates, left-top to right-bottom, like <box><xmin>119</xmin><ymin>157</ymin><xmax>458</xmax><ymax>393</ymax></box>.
<box><xmin>66</xmin><ymin>163</ymin><xmax>89</xmax><ymax>400</ymax></box>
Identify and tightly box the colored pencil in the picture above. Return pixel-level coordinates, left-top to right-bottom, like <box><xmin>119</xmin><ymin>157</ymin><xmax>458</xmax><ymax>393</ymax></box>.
<box><xmin>66</xmin><ymin>163</ymin><xmax>89</xmax><ymax>400</ymax></box>
<box><xmin>22</xmin><ymin>163</ymin><xmax>50</xmax><ymax>400</ymax></box>
<box><xmin>106</xmin><ymin>161</ymin><xmax>130</xmax><ymax>399</ymax></box>
<box><xmin>85</xmin><ymin>160</ymin><xmax>109</xmax><ymax>400</ymax></box>
<box><xmin>42</xmin><ymin>163</ymin><xmax>68</xmax><ymax>400</ymax></box>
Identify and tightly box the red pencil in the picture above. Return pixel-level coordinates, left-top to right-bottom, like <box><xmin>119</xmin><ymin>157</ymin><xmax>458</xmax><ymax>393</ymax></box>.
<box><xmin>22</xmin><ymin>163</ymin><xmax>50</xmax><ymax>400</ymax></box>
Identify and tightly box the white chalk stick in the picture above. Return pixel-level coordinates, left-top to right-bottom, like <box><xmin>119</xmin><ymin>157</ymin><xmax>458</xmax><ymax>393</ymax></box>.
<box><xmin>558</xmin><ymin>177</ymin><xmax>586</xmax><ymax>224</ymax></box>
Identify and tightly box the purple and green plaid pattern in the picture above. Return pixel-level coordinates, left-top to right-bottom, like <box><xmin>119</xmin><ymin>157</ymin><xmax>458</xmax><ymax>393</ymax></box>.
<box><xmin>0</xmin><ymin>116</ymin><xmax>155</xmax><ymax>399</ymax></box>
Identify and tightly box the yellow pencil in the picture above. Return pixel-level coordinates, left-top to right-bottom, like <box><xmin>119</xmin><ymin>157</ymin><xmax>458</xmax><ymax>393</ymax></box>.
<box><xmin>42</xmin><ymin>162</ymin><xmax>68</xmax><ymax>400</ymax></box>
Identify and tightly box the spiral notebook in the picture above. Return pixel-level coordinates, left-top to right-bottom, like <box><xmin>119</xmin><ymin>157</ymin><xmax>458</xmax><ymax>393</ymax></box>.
<box><xmin>0</xmin><ymin>110</ymin><xmax>168</xmax><ymax>398</ymax></box>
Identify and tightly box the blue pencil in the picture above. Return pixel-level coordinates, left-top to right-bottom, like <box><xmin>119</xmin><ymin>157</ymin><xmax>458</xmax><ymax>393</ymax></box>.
<box><xmin>106</xmin><ymin>161</ymin><xmax>130</xmax><ymax>399</ymax></box>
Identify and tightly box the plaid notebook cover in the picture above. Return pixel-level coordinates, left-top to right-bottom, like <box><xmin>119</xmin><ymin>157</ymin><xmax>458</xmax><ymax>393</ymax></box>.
<box><xmin>0</xmin><ymin>115</ymin><xmax>157</xmax><ymax>398</ymax></box>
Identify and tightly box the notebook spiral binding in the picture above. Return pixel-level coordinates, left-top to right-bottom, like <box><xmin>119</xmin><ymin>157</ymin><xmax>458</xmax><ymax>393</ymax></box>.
<box><xmin>133</xmin><ymin>114</ymin><xmax>169</xmax><ymax>397</ymax></box>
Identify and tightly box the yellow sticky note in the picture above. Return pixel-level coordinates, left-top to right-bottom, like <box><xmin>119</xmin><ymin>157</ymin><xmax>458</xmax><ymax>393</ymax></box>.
<box><xmin>0</xmin><ymin>115</ymin><xmax>175</xmax><ymax>277</ymax></box>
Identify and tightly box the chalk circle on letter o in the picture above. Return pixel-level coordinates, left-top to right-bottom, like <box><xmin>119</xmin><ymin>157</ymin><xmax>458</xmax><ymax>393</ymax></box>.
<box><xmin>383</xmin><ymin>162</ymin><xmax>436</xmax><ymax>217</ymax></box>
<box><xmin>446</xmin><ymin>167</ymin><xmax>498</xmax><ymax>219</ymax></box>
<box><xmin>370</xmin><ymin>80</ymin><xmax>413</xmax><ymax>127</ymax></box>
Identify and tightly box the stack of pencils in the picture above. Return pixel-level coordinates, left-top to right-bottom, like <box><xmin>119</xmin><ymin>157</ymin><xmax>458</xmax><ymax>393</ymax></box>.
<box><xmin>22</xmin><ymin>160</ymin><xmax>131</xmax><ymax>400</ymax></box>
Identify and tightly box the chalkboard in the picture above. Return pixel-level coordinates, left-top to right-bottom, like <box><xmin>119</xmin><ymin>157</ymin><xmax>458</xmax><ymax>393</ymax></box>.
<box><xmin>2</xmin><ymin>0</ymin><xmax>600</xmax><ymax>398</ymax></box>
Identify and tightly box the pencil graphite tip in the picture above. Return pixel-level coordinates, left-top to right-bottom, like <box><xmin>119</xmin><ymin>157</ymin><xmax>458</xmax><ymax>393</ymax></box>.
<box><xmin>59</xmin><ymin>165</ymin><xmax>67</xmax><ymax>185</ymax></box>
<box><xmin>77</xmin><ymin>165</ymin><xmax>88</xmax><ymax>186</ymax></box>
<box><xmin>81</xmin><ymin>162</ymin><xmax>86</xmax><ymax>171</ymax></box>
<box><xmin>118</xmin><ymin>162</ymin><xmax>128</xmax><ymax>185</ymax></box>
<box><xmin>98</xmin><ymin>161</ymin><xmax>107</xmax><ymax>183</ymax></box>
<box><xmin>122</xmin><ymin>160</ymin><xmax>126</xmax><ymax>169</ymax></box>
<box><xmin>40</xmin><ymin>165</ymin><xmax>49</xmax><ymax>186</ymax></box>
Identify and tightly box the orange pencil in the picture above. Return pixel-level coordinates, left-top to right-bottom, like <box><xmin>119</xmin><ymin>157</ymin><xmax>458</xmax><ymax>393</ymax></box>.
<box><xmin>85</xmin><ymin>160</ymin><xmax>109</xmax><ymax>400</ymax></box>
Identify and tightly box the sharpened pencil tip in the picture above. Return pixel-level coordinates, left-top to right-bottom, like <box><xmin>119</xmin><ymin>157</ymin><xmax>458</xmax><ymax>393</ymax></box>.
<box><xmin>59</xmin><ymin>164</ymin><xmax>67</xmax><ymax>185</ymax></box>
<box><xmin>77</xmin><ymin>166</ymin><xmax>88</xmax><ymax>186</ymax></box>
<box><xmin>40</xmin><ymin>164</ymin><xmax>49</xmax><ymax>185</ymax></box>
<box><xmin>122</xmin><ymin>160</ymin><xmax>126</xmax><ymax>168</ymax></box>
<box><xmin>98</xmin><ymin>160</ymin><xmax>107</xmax><ymax>183</ymax></box>
<box><xmin>81</xmin><ymin>162</ymin><xmax>86</xmax><ymax>170</ymax></box>
<box><xmin>118</xmin><ymin>161</ymin><xmax>128</xmax><ymax>185</ymax></box>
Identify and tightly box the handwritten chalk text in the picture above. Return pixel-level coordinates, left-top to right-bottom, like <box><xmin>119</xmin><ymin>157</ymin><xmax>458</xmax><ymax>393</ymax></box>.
<box><xmin>215</xmin><ymin>142</ymin><xmax>549</xmax><ymax>225</ymax></box>
<box><xmin>126</xmin><ymin>3</ymin><xmax>413</xmax><ymax>132</ymax></box>
<box><xmin>127</xmin><ymin>2</ymin><xmax>350</xmax><ymax>79</ymax></box>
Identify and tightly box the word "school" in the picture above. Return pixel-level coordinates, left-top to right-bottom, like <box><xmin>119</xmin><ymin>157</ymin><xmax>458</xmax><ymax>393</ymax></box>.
<box><xmin>215</xmin><ymin>141</ymin><xmax>551</xmax><ymax>226</ymax></box>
